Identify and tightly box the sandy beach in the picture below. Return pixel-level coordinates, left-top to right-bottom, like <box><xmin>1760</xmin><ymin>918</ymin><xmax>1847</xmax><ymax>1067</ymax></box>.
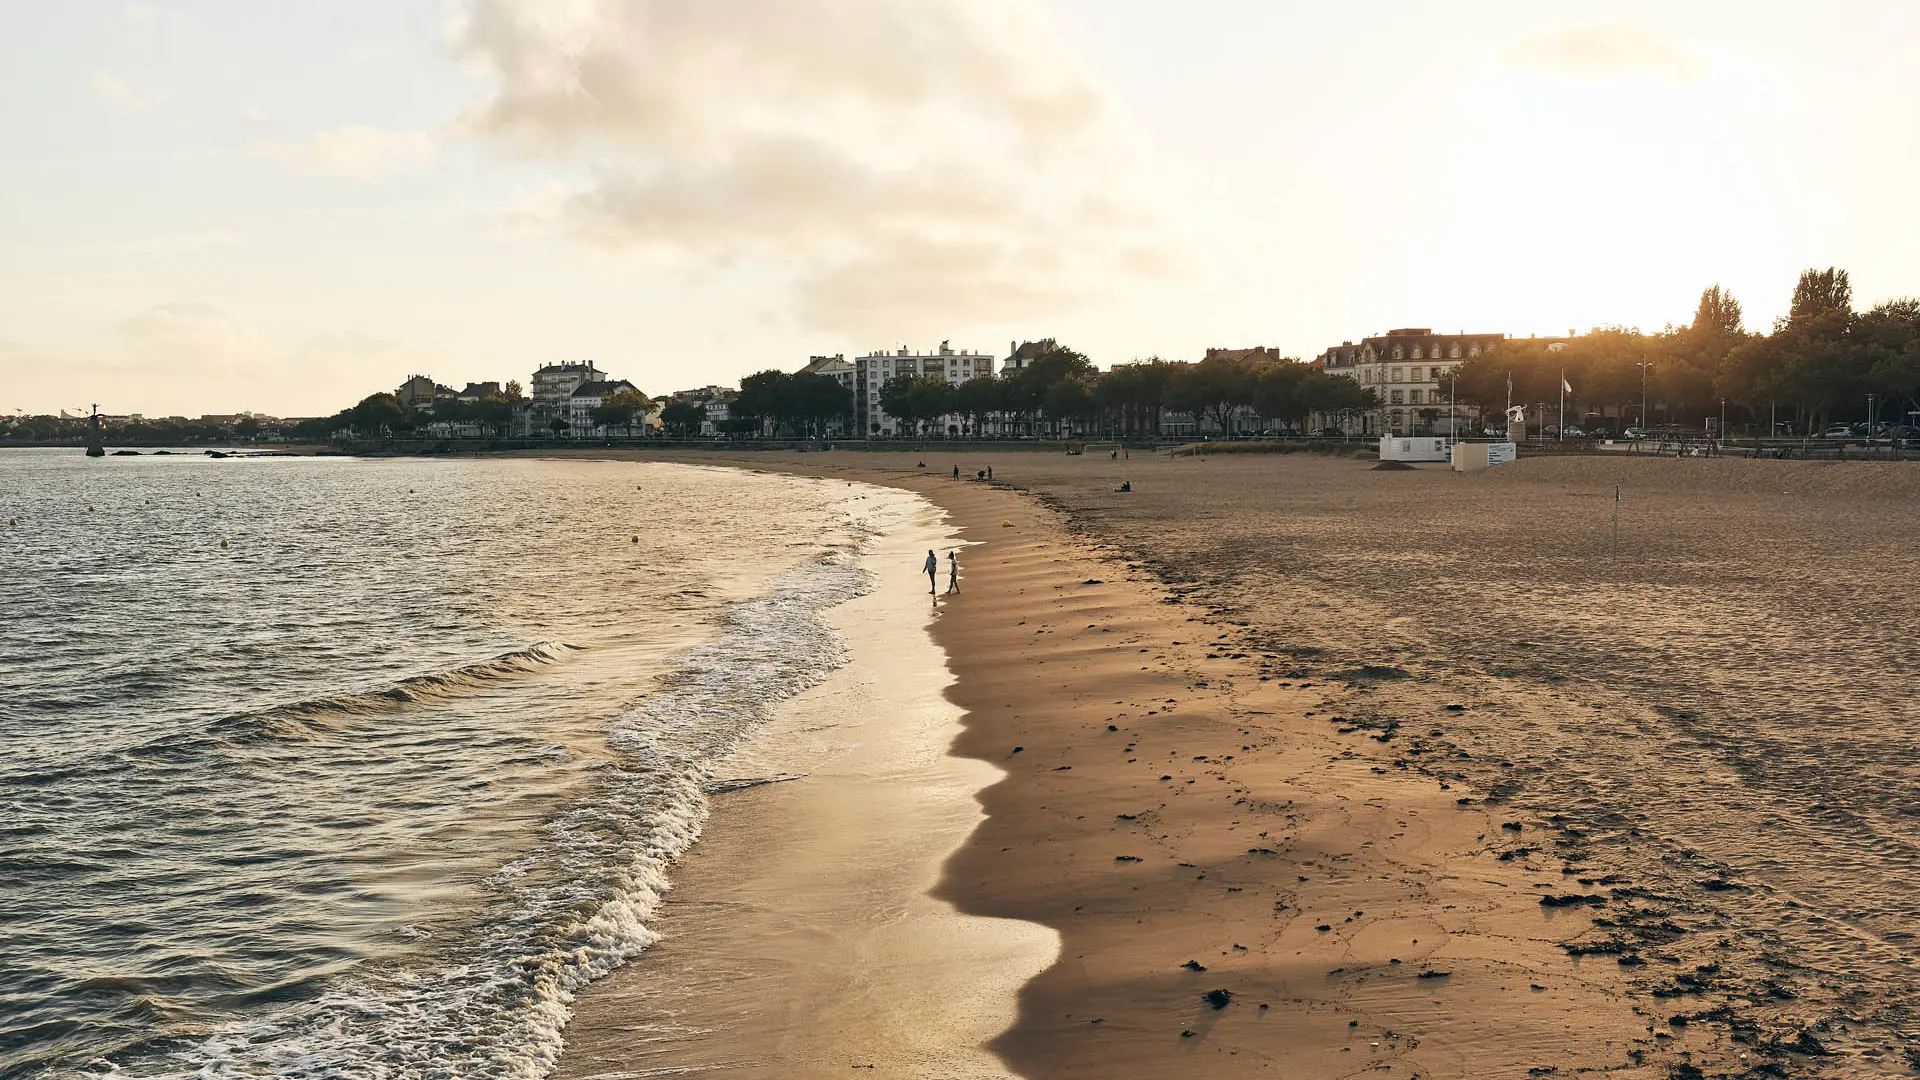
<box><xmin>548</xmin><ymin>447</ymin><xmax>1920</xmax><ymax>1079</ymax></box>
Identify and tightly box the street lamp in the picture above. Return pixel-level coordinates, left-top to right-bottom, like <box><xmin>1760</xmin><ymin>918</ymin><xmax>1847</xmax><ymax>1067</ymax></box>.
<box><xmin>1636</xmin><ymin>359</ymin><xmax>1654</xmax><ymax>429</ymax></box>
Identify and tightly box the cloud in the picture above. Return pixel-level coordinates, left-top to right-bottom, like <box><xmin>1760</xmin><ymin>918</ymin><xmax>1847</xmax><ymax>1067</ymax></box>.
<box><xmin>241</xmin><ymin>107</ymin><xmax>270</xmax><ymax>124</ymax></box>
<box><xmin>118</xmin><ymin>302</ymin><xmax>260</xmax><ymax>372</ymax></box>
<box><xmin>1502</xmin><ymin>23</ymin><xmax>1707</xmax><ymax>83</ymax></box>
<box><xmin>255</xmin><ymin>126</ymin><xmax>438</xmax><ymax>179</ymax></box>
<box><xmin>94</xmin><ymin>69</ymin><xmax>155</xmax><ymax>114</ymax></box>
<box><xmin>452</xmin><ymin>0</ymin><xmax>1171</xmax><ymax>334</ymax></box>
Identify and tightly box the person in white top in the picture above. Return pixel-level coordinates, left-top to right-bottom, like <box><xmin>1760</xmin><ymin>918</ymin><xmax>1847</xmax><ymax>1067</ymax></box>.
<box><xmin>946</xmin><ymin>551</ymin><xmax>960</xmax><ymax>594</ymax></box>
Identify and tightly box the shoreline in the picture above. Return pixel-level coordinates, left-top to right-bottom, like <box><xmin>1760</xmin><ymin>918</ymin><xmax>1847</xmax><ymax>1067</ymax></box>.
<box><xmin>539</xmin><ymin>449</ymin><xmax>1677</xmax><ymax>1078</ymax></box>
<box><xmin>546</xmin><ymin>448</ymin><xmax>1917</xmax><ymax>1078</ymax></box>
<box><xmin>556</xmin><ymin>478</ymin><xmax>1055</xmax><ymax>1078</ymax></box>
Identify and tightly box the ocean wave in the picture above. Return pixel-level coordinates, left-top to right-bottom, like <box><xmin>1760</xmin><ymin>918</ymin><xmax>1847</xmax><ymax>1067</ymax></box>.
<box><xmin>202</xmin><ymin>641</ymin><xmax>584</xmax><ymax>743</ymax></box>
<box><xmin>62</xmin><ymin>542</ymin><xmax>880</xmax><ymax>1079</ymax></box>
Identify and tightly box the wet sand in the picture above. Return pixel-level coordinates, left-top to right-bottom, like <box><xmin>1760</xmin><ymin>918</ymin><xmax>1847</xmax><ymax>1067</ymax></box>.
<box><xmin>556</xmin><ymin>488</ymin><xmax>1055</xmax><ymax>1079</ymax></box>
<box><xmin>552</xmin><ymin>448</ymin><xmax>1919</xmax><ymax>1078</ymax></box>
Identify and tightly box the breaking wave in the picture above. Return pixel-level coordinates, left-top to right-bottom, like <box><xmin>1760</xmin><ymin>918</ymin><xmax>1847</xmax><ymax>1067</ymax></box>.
<box><xmin>67</xmin><ymin>556</ymin><xmax>872</xmax><ymax>1079</ymax></box>
<box><xmin>204</xmin><ymin>641</ymin><xmax>584</xmax><ymax>742</ymax></box>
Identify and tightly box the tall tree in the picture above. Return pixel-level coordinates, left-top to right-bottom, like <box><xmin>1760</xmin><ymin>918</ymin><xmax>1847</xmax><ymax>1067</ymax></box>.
<box><xmin>1251</xmin><ymin>361</ymin><xmax>1311</xmax><ymax>431</ymax></box>
<box><xmin>950</xmin><ymin>376</ymin><xmax>1006</xmax><ymax>436</ymax></box>
<box><xmin>660</xmin><ymin>399</ymin><xmax>706</xmax><ymax>436</ymax></box>
<box><xmin>1041</xmin><ymin>376</ymin><xmax>1096</xmax><ymax>435</ymax></box>
<box><xmin>589</xmin><ymin>386</ymin><xmax>652</xmax><ymax>432</ymax></box>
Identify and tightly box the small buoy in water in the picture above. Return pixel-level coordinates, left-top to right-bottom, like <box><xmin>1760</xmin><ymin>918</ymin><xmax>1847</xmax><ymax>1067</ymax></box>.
<box><xmin>7</xmin><ymin>517</ymin><xmax>16</xmax><ymax>526</ymax></box>
<box><xmin>219</xmin><ymin>538</ymin><xmax>230</xmax><ymax>549</ymax></box>
<box><xmin>631</xmin><ymin>535</ymin><xmax>638</xmax><ymax>544</ymax></box>
<box><xmin>88</xmin><ymin>505</ymin><xmax>95</xmax><ymax>512</ymax></box>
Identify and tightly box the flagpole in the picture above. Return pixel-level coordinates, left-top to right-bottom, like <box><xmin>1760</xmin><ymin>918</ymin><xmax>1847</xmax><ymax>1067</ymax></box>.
<box><xmin>1559</xmin><ymin>367</ymin><xmax>1565</xmax><ymax>442</ymax></box>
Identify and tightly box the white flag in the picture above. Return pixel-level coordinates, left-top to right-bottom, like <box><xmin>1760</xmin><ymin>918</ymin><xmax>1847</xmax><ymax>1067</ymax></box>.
<box><xmin>1561</xmin><ymin>376</ymin><xmax>1573</xmax><ymax>394</ymax></box>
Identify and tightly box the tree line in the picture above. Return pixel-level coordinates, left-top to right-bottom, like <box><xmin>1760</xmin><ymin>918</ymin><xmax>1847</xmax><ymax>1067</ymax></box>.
<box><xmin>1454</xmin><ymin>270</ymin><xmax>1920</xmax><ymax>434</ymax></box>
<box><xmin>857</xmin><ymin>341</ymin><xmax>1376</xmax><ymax>438</ymax></box>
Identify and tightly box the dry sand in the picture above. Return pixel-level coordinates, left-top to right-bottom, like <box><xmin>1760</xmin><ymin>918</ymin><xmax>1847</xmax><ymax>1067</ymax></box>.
<box><xmin>550</xmin><ymin>448</ymin><xmax>1919</xmax><ymax>1079</ymax></box>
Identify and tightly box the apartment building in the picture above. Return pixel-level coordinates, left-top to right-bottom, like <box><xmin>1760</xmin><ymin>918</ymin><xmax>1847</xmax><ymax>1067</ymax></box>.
<box><xmin>1317</xmin><ymin>329</ymin><xmax>1506</xmax><ymax>434</ymax></box>
<box><xmin>850</xmin><ymin>342</ymin><xmax>994</xmax><ymax>436</ymax></box>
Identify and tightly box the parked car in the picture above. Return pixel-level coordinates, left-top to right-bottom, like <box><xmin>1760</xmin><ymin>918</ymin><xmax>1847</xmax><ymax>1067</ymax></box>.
<box><xmin>1818</xmin><ymin>424</ymin><xmax>1857</xmax><ymax>439</ymax></box>
<box><xmin>1622</xmin><ymin>427</ymin><xmax>1649</xmax><ymax>440</ymax></box>
<box><xmin>1311</xmin><ymin>427</ymin><xmax>1347</xmax><ymax>438</ymax></box>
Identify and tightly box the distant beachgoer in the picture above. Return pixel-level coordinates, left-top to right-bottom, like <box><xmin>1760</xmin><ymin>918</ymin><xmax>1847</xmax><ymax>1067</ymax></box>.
<box><xmin>917</xmin><ymin>460</ymin><xmax>926</xmax><ymax>468</ymax></box>
<box><xmin>924</xmin><ymin>549</ymin><xmax>938</xmax><ymax>593</ymax></box>
<box><xmin>947</xmin><ymin>551</ymin><xmax>960</xmax><ymax>594</ymax></box>
<box><xmin>1114</xmin><ymin>480</ymin><xmax>1131</xmax><ymax>492</ymax></box>
<box><xmin>986</xmin><ymin>466</ymin><xmax>993</xmax><ymax>480</ymax></box>
<box><xmin>976</xmin><ymin>470</ymin><xmax>986</xmax><ymax>480</ymax></box>
<box><xmin>952</xmin><ymin>464</ymin><xmax>959</xmax><ymax>477</ymax></box>
<box><xmin>1110</xmin><ymin>449</ymin><xmax>1117</xmax><ymax>460</ymax></box>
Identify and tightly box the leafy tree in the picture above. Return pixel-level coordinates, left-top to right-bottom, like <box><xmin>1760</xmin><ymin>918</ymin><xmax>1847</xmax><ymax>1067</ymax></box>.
<box><xmin>1175</xmin><ymin>353</ymin><xmax>1259</xmax><ymax>436</ymax></box>
<box><xmin>1041</xmin><ymin>376</ymin><xmax>1096</xmax><ymax>434</ymax></box>
<box><xmin>347</xmin><ymin>393</ymin><xmax>406</xmax><ymax>437</ymax></box>
<box><xmin>736</xmin><ymin>370</ymin><xmax>794</xmax><ymax>434</ymax></box>
<box><xmin>1005</xmin><ymin>342</ymin><xmax>1096</xmax><ymax>433</ymax></box>
<box><xmin>791</xmin><ymin>373</ymin><xmax>853</xmax><ymax>436</ymax></box>
<box><xmin>1856</xmin><ymin>298</ymin><xmax>1920</xmax><ymax>421</ymax></box>
<box><xmin>590</xmin><ymin>386</ymin><xmax>652</xmax><ymax>431</ymax></box>
<box><xmin>1096</xmin><ymin>359</ymin><xmax>1178</xmax><ymax>436</ymax></box>
<box><xmin>471</xmin><ymin>394</ymin><xmax>515</xmax><ymax>437</ymax></box>
<box><xmin>660</xmin><ymin>399</ymin><xmax>706</xmax><ymax>436</ymax></box>
<box><xmin>950</xmin><ymin>376</ymin><xmax>1006</xmax><ymax>436</ymax></box>
<box><xmin>432</xmin><ymin>397</ymin><xmax>468</xmax><ymax>430</ymax></box>
<box><xmin>880</xmin><ymin>375</ymin><xmax>953</xmax><ymax>436</ymax></box>
<box><xmin>1295</xmin><ymin>369</ymin><xmax>1375</xmax><ymax>427</ymax></box>
<box><xmin>1251</xmin><ymin>362</ymin><xmax>1311</xmax><ymax>430</ymax></box>
<box><xmin>547</xmin><ymin>416</ymin><xmax>571</xmax><ymax>438</ymax></box>
<box><xmin>503</xmin><ymin>380</ymin><xmax>525</xmax><ymax>402</ymax></box>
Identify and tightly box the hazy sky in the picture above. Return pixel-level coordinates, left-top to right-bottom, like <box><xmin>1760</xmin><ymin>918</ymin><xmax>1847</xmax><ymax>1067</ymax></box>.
<box><xmin>4</xmin><ymin>1</ymin><xmax>1917</xmax><ymax>418</ymax></box>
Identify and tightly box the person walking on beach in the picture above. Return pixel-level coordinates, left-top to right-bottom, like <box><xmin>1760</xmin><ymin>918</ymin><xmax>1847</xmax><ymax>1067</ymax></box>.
<box><xmin>946</xmin><ymin>551</ymin><xmax>960</xmax><ymax>594</ymax></box>
<box><xmin>923</xmin><ymin>549</ymin><xmax>938</xmax><ymax>594</ymax></box>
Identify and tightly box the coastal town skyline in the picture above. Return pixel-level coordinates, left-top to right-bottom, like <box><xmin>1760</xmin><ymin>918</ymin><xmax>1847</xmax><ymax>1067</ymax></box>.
<box><xmin>6</xmin><ymin>0</ymin><xmax>1920</xmax><ymax>418</ymax></box>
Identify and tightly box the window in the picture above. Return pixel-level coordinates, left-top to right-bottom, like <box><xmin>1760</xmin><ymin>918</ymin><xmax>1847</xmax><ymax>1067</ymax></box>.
<box><xmin>1449</xmin><ymin>344</ymin><xmax>1461</xmax><ymax>359</ymax></box>
<box><xmin>1411</xmin><ymin>345</ymin><xmax>1423</xmax><ymax>359</ymax></box>
<box><xmin>1408</xmin><ymin>390</ymin><xmax>1422</xmax><ymax>404</ymax></box>
<box><xmin>1392</xmin><ymin>346</ymin><xmax>1404</xmax><ymax>360</ymax></box>
<box><xmin>1469</xmin><ymin>345</ymin><xmax>1481</xmax><ymax>358</ymax></box>
<box><xmin>1389</xmin><ymin>367</ymin><xmax>1402</xmax><ymax>382</ymax></box>
<box><xmin>1429</xmin><ymin>367</ymin><xmax>1441</xmax><ymax>381</ymax></box>
<box><xmin>1390</xmin><ymin>390</ymin><xmax>1404</xmax><ymax>404</ymax></box>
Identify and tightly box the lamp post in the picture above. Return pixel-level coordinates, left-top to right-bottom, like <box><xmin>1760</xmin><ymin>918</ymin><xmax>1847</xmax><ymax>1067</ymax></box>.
<box><xmin>1636</xmin><ymin>359</ymin><xmax>1654</xmax><ymax>429</ymax></box>
<box><xmin>1718</xmin><ymin>397</ymin><xmax>1726</xmax><ymax>456</ymax></box>
<box><xmin>1448</xmin><ymin>369</ymin><xmax>1458</xmax><ymax>442</ymax></box>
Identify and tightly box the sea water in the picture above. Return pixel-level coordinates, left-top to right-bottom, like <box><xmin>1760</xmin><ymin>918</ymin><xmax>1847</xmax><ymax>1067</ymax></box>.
<box><xmin>0</xmin><ymin>450</ymin><xmax>917</xmax><ymax>1078</ymax></box>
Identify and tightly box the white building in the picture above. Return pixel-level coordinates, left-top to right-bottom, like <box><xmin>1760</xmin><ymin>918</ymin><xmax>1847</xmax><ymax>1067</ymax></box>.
<box><xmin>851</xmin><ymin>342</ymin><xmax>994</xmax><ymax>436</ymax></box>
<box><xmin>566</xmin><ymin>379</ymin><xmax>643</xmax><ymax>436</ymax></box>
<box><xmin>1317</xmin><ymin>329</ymin><xmax>1506</xmax><ymax>435</ymax></box>
<box><xmin>531</xmin><ymin>361</ymin><xmax>603</xmax><ymax>408</ymax></box>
